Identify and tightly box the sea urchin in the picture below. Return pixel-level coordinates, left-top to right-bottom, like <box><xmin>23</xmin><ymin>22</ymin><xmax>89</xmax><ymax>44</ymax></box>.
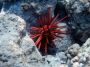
<box><xmin>30</xmin><ymin>8</ymin><xmax>68</xmax><ymax>54</ymax></box>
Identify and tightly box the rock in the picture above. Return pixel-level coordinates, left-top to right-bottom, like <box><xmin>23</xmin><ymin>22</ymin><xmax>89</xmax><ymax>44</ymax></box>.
<box><xmin>0</xmin><ymin>13</ymin><xmax>42</xmax><ymax>67</ymax></box>
<box><xmin>71</xmin><ymin>56</ymin><xmax>79</xmax><ymax>62</ymax></box>
<box><xmin>71</xmin><ymin>13</ymin><xmax>90</xmax><ymax>44</ymax></box>
<box><xmin>51</xmin><ymin>22</ymin><xmax>72</xmax><ymax>53</ymax></box>
<box><xmin>0</xmin><ymin>0</ymin><xmax>90</xmax><ymax>67</ymax></box>
<box><xmin>72</xmin><ymin>62</ymin><xmax>79</xmax><ymax>67</ymax></box>
<box><xmin>80</xmin><ymin>38</ymin><xmax>90</xmax><ymax>52</ymax></box>
<box><xmin>79</xmin><ymin>56</ymin><xmax>87</xmax><ymax>63</ymax></box>
<box><xmin>58</xmin><ymin>0</ymin><xmax>90</xmax><ymax>13</ymax></box>
<box><xmin>59</xmin><ymin>64</ymin><xmax>68</xmax><ymax>67</ymax></box>
<box><xmin>56</xmin><ymin>52</ymin><xmax>67</xmax><ymax>64</ymax></box>
<box><xmin>45</xmin><ymin>55</ymin><xmax>59</xmax><ymax>63</ymax></box>
<box><xmin>41</xmin><ymin>52</ymin><xmax>68</xmax><ymax>67</ymax></box>
<box><xmin>70</xmin><ymin>38</ymin><xmax>90</xmax><ymax>67</ymax></box>
<box><xmin>57</xmin><ymin>0</ymin><xmax>90</xmax><ymax>44</ymax></box>
<box><xmin>66</xmin><ymin>43</ymin><xmax>80</xmax><ymax>58</ymax></box>
<box><xmin>44</xmin><ymin>55</ymin><xmax>60</xmax><ymax>64</ymax></box>
<box><xmin>1</xmin><ymin>0</ymin><xmax>57</xmax><ymax>22</ymax></box>
<box><xmin>21</xmin><ymin>3</ymin><xmax>30</xmax><ymax>11</ymax></box>
<box><xmin>54</xmin><ymin>34</ymin><xmax>72</xmax><ymax>52</ymax></box>
<box><xmin>80</xmin><ymin>28</ymin><xmax>90</xmax><ymax>43</ymax></box>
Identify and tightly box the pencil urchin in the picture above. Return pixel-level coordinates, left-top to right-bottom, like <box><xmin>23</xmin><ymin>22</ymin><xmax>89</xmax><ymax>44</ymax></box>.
<box><xmin>30</xmin><ymin>8</ymin><xmax>68</xmax><ymax>54</ymax></box>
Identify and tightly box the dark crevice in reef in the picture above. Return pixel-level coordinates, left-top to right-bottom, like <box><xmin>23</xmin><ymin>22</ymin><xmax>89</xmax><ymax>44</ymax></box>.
<box><xmin>40</xmin><ymin>43</ymin><xmax>57</xmax><ymax>56</ymax></box>
<box><xmin>54</xmin><ymin>3</ymin><xmax>68</xmax><ymax>20</ymax></box>
<box><xmin>54</xmin><ymin>2</ymin><xmax>90</xmax><ymax>46</ymax></box>
<box><xmin>0</xmin><ymin>3</ymin><xmax>3</xmax><ymax>11</ymax></box>
<box><xmin>67</xmin><ymin>12</ymin><xmax>90</xmax><ymax>46</ymax></box>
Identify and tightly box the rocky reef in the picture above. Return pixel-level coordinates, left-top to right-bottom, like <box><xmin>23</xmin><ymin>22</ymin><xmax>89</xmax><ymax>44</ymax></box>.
<box><xmin>0</xmin><ymin>0</ymin><xmax>90</xmax><ymax>67</ymax></box>
<box><xmin>57</xmin><ymin>0</ymin><xmax>90</xmax><ymax>44</ymax></box>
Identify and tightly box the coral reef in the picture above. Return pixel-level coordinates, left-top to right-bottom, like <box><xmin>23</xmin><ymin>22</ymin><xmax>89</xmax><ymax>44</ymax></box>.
<box><xmin>0</xmin><ymin>0</ymin><xmax>90</xmax><ymax>67</ymax></box>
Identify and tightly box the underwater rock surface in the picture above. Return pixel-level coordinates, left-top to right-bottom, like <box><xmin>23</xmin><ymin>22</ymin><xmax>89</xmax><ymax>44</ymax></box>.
<box><xmin>0</xmin><ymin>0</ymin><xmax>57</xmax><ymax>22</ymax></box>
<box><xmin>0</xmin><ymin>13</ymin><xmax>42</xmax><ymax>67</ymax></box>
<box><xmin>0</xmin><ymin>0</ymin><xmax>90</xmax><ymax>67</ymax></box>
<box><xmin>58</xmin><ymin>0</ymin><xmax>90</xmax><ymax>44</ymax></box>
<box><xmin>68</xmin><ymin>38</ymin><xmax>90</xmax><ymax>67</ymax></box>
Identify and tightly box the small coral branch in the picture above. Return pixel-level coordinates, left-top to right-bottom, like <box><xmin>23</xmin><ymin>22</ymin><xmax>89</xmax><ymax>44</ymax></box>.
<box><xmin>30</xmin><ymin>8</ymin><xmax>68</xmax><ymax>54</ymax></box>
